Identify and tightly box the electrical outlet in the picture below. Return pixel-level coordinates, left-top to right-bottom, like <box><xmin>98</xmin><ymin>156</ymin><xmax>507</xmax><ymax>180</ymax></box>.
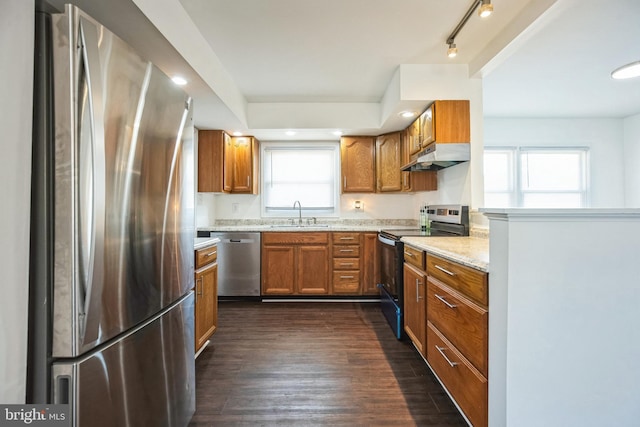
<box><xmin>232</xmin><ymin>203</ymin><xmax>239</xmax><ymax>214</ymax></box>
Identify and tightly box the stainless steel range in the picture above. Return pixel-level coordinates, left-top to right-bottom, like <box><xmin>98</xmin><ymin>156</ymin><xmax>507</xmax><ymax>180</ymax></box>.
<box><xmin>377</xmin><ymin>205</ymin><xmax>469</xmax><ymax>339</ymax></box>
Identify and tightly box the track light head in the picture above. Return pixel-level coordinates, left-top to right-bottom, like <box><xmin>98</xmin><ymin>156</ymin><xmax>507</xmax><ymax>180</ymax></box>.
<box><xmin>447</xmin><ymin>43</ymin><xmax>458</xmax><ymax>58</ymax></box>
<box><xmin>479</xmin><ymin>0</ymin><xmax>493</xmax><ymax>18</ymax></box>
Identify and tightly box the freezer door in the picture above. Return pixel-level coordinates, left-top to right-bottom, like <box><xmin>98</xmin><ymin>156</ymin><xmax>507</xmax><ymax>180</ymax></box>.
<box><xmin>51</xmin><ymin>6</ymin><xmax>195</xmax><ymax>357</ymax></box>
<box><xmin>52</xmin><ymin>293</ymin><xmax>195</xmax><ymax>427</ymax></box>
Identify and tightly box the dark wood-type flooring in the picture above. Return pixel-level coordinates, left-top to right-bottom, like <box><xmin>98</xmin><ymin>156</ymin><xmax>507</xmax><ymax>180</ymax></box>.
<box><xmin>189</xmin><ymin>301</ymin><xmax>467</xmax><ymax>426</ymax></box>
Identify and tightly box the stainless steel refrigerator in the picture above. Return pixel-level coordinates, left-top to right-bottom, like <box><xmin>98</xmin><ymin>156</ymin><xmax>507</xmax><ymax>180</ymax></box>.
<box><xmin>29</xmin><ymin>4</ymin><xmax>196</xmax><ymax>426</ymax></box>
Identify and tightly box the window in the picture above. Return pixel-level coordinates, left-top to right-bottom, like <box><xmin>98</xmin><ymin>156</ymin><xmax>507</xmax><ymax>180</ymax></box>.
<box><xmin>261</xmin><ymin>142</ymin><xmax>340</xmax><ymax>217</ymax></box>
<box><xmin>484</xmin><ymin>147</ymin><xmax>589</xmax><ymax>208</ymax></box>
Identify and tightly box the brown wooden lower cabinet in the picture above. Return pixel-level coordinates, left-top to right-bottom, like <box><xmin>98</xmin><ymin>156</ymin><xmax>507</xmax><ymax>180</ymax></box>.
<box><xmin>194</xmin><ymin>244</ymin><xmax>218</xmax><ymax>353</ymax></box>
<box><xmin>403</xmin><ymin>262</ymin><xmax>426</xmax><ymax>355</ymax></box>
<box><xmin>426</xmin><ymin>321</ymin><xmax>487</xmax><ymax>427</ymax></box>
<box><xmin>262</xmin><ymin>232</ymin><xmax>330</xmax><ymax>295</ymax></box>
<box><xmin>261</xmin><ymin>231</ymin><xmax>380</xmax><ymax>297</ymax></box>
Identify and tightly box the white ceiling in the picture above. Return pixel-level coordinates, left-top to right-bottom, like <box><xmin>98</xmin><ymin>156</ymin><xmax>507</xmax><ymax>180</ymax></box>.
<box><xmin>46</xmin><ymin>0</ymin><xmax>640</xmax><ymax>139</ymax></box>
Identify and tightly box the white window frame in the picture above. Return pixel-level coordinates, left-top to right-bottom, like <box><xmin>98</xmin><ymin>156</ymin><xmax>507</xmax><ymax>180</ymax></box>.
<box><xmin>484</xmin><ymin>146</ymin><xmax>590</xmax><ymax>208</ymax></box>
<box><xmin>260</xmin><ymin>141</ymin><xmax>341</xmax><ymax>218</ymax></box>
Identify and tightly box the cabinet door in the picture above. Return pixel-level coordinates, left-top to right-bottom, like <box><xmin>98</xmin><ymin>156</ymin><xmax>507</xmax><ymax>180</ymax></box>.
<box><xmin>262</xmin><ymin>245</ymin><xmax>296</xmax><ymax>295</ymax></box>
<box><xmin>340</xmin><ymin>136</ymin><xmax>375</xmax><ymax>193</ymax></box>
<box><xmin>407</xmin><ymin>118</ymin><xmax>422</xmax><ymax>155</ymax></box>
<box><xmin>420</xmin><ymin>104</ymin><xmax>434</xmax><ymax>148</ymax></box>
<box><xmin>403</xmin><ymin>262</ymin><xmax>426</xmax><ymax>355</ymax></box>
<box><xmin>231</xmin><ymin>136</ymin><xmax>253</xmax><ymax>193</ymax></box>
<box><xmin>297</xmin><ymin>245</ymin><xmax>330</xmax><ymax>294</ymax></box>
<box><xmin>362</xmin><ymin>233</ymin><xmax>379</xmax><ymax>295</ymax></box>
<box><xmin>223</xmin><ymin>132</ymin><xmax>233</xmax><ymax>192</ymax></box>
<box><xmin>195</xmin><ymin>262</ymin><xmax>217</xmax><ymax>352</ymax></box>
<box><xmin>197</xmin><ymin>130</ymin><xmax>224</xmax><ymax>192</ymax></box>
<box><xmin>432</xmin><ymin>100</ymin><xmax>470</xmax><ymax>143</ymax></box>
<box><xmin>375</xmin><ymin>132</ymin><xmax>402</xmax><ymax>192</ymax></box>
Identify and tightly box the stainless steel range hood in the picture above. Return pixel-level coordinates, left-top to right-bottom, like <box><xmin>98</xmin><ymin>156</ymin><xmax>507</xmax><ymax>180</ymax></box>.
<box><xmin>401</xmin><ymin>142</ymin><xmax>470</xmax><ymax>171</ymax></box>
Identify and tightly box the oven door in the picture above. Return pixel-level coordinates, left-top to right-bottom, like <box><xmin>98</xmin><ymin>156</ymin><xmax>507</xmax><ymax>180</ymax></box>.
<box><xmin>377</xmin><ymin>233</ymin><xmax>404</xmax><ymax>339</ymax></box>
<box><xmin>378</xmin><ymin>233</ymin><xmax>400</xmax><ymax>299</ymax></box>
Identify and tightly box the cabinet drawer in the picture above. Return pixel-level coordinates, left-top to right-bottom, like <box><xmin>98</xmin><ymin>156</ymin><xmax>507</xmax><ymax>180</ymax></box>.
<box><xmin>332</xmin><ymin>271</ymin><xmax>361</xmax><ymax>294</ymax></box>
<box><xmin>427</xmin><ymin>278</ymin><xmax>488</xmax><ymax>376</ymax></box>
<box><xmin>332</xmin><ymin>245</ymin><xmax>360</xmax><ymax>258</ymax></box>
<box><xmin>195</xmin><ymin>245</ymin><xmax>217</xmax><ymax>269</ymax></box>
<box><xmin>332</xmin><ymin>232</ymin><xmax>360</xmax><ymax>244</ymax></box>
<box><xmin>426</xmin><ymin>322</ymin><xmax>487</xmax><ymax>427</ymax></box>
<box><xmin>332</xmin><ymin>257</ymin><xmax>361</xmax><ymax>270</ymax></box>
<box><xmin>427</xmin><ymin>254</ymin><xmax>488</xmax><ymax>306</ymax></box>
<box><xmin>262</xmin><ymin>232</ymin><xmax>329</xmax><ymax>245</ymax></box>
<box><xmin>403</xmin><ymin>245</ymin><xmax>425</xmax><ymax>270</ymax></box>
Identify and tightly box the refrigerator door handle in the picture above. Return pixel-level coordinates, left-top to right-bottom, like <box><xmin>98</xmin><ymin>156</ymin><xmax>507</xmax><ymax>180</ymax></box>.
<box><xmin>77</xmin><ymin>17</ymin><xmax>106</xmax><ymax>348</ymax></box>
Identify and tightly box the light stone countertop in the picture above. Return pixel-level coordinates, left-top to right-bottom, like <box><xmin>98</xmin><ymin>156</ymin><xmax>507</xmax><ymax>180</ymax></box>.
<box><xmin>202</xmin><ymin>224</ymin><xmax>394</xmax><ymax>232</ymax></box>
<box><xmin>401</xmin><ymin>236</ymin><xmax>489</xmax><ymax>272</ymax></box>
<box><xmin>194</xmin><ymin>236</ymin><xmax>220</xmax><ymax>250</ymax></box>
<box><xmin>199</xmin><ymin>219</ymin><xmax>418</xmax><ymax>233</ymax></box>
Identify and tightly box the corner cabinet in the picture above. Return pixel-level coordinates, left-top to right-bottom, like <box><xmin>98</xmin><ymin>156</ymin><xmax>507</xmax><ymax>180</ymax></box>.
<box><xmin>340</xmin><ymin>136</ymin><xmax>375</xmax><ymax>193</ymax></box>
<box><xmin>194</xmin><ymin>243</ymin><xmax>218</xmax><ymax>354</ymax></box>
<box><xmin>197</xmin><ymin>130</ymin><xmax>259</xmax><ymax>194</ymax></box>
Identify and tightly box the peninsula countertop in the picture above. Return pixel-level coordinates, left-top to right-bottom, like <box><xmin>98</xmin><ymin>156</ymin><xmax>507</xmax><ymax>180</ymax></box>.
<box><xmin>401</xmin><ymin>236</ymin><xmax>489</xmax><ymax>272</ymax></box>
<box><xmin>194</xmin><ymin>236</ymin><xmax>221</xmax><ymax>250</ymax></box>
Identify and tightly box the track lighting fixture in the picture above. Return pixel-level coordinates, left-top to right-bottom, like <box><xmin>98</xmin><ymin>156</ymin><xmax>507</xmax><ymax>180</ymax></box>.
<box><xmin>479</xmin><ymin>0</ymin><xmax>493</xmax><ymax>18</ymax></box>
<box><xmin>446</xmin><ymin>0</ymin><xmax>494</xmax><ymax>58</ymax></box>
<box><xmin>447</xmin><ymin>43</ymin><xmax>458</xmax><ymax>58</ymax></box>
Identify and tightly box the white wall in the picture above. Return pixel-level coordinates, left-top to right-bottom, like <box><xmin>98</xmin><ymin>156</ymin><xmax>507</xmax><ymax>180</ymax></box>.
<box><xmin>623</xmin><ymin>113</ymin><xmax>640</xmax><ymax>207</ymax></box>
<box><xmin>196</xmin><ymin>192</ymin><xmax>418</xmax><ymax>226</ymax></box>
<box><xmin>484</xmin><ymin>118</ymin><xmax>626</xmax><ymax>208</ymax></box>
<box><xmin>0</xmin><ymin>0</ymin><xmax>34</xmax><ymax>404</ymax></box>
<box><xmin>485</xmin><ymin>209</ymin><xmax>640</xmax><ymax>427</ymax></box>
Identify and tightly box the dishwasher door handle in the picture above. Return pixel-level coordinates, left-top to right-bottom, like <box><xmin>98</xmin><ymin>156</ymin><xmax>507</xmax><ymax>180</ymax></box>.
<box><xmin>223</xmin><ymin>238</ymin><xmax>255</xmax><ymax>244</ymax></box>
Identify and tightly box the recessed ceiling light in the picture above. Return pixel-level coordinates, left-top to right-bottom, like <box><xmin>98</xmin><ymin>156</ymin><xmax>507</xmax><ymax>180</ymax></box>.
<box><xmin>285</xmin><ymin>130</ymin><xmax>296</xmax><ymax>136</ymax></box>
<box><xmin>232</xmin><ymin>131</ymin><xmax>243</xmax><ymax>136</ymax></box>
<box><xmin>171</xmin><ymin>76</ymin><xmax>187</xmax><ymax>86</ymax></box>
<box><xmin>611</xmin><ymin>61</ymin><xmax>640</xmax><ymax>80</ymax></box>
<box><xmin>399</xmin><ymin>111</ymin><xmax>416</xmax><ymax>118</ymax></box>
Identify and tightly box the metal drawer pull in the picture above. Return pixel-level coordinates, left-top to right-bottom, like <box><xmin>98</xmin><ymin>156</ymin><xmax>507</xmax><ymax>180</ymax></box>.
<box><xmin>340</xmin><ymin>249</ymin><xmax>355</xmax><ymax>252</ymax></box>
<box><xmin>340</xmin><ymin>237</ymin><xmax>355</xmax><ymax>240</ymax></box>
<box><xmin>434</xmin><ymin>264</ymin><xmax>455</xmax><ymax>276</ymax></box>
<box><xmin>416</xmin><ymin>279</ymin><xmax>422</xmax><ymax>302</ymax></box>
<box><xmin>435</xmin><ymin>345</ymin><xmax>458</xmax><ymax>367</ymax></box>
<box><xmin>205</xmin><ymin>251</ymin><xmax>216</xmax><ymax>257</ymax></box>
<box><xmin>404</xmin><ymin>252</ymin><xmax>414</xmax><ymax>258</ymax></box>
<box><xmin>435</xmin><ymin>294</ymin><xmax>457</xmax><ymax>309</ymax></box>
<box><xmin>340</xmin><ymin>275</ymin><xmax>355</xmax><ymax>279</ymax></box>
<box><xmin>341</xmin><ymin>263</ymin><xmax>354</xmax><ymax>267</ymax></box>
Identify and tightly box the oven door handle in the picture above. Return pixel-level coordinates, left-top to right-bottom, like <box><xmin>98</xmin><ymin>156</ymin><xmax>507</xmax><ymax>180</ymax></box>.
<box><xmin>378</xmin><ymin>234</ymin><xmax>397</xmax><ymax>246</ymax></box>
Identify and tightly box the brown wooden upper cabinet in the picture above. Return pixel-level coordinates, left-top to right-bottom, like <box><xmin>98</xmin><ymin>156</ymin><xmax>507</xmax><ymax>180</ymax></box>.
<box><xmin>419</xmin><ymin>100</ymin><xmax>470</xmax><ymax>148</ymax></box>
<box><xmin>401</xmin><ymin>126</ymin><xmax>438</xmax><ymax>193</ymax></box>
<box><xmin>340</xmin><ymin>136</ymin><xmax>375</xmax><ymax>193</ymax></box>
<box><xmin>375</xmin><ymin>132</ymin><xmax>402</xmax><ymax>192</ymax></box>
<box><xmin>197</xmin><ymin>130</ymin><xmax>259</xmax><ymax>194</ymax></box>
<box><xmin>407</xmin><ymin>115</ymin><xmax>422</xmax><ymax>156</ymax></box>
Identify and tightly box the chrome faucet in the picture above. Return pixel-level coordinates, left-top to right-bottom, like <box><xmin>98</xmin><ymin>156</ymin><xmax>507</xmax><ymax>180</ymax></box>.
<box><xmin>293</xmin><ymin>200</ymin><xmax>302</xmax><ymax>225</ymax></box>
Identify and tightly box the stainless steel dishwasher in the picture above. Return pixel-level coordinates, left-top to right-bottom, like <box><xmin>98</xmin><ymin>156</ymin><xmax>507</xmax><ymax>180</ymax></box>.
<box><xmin>210</xmin><ymin>232</ymin><xmax>261</xmax><ymax>297</ymax></box>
